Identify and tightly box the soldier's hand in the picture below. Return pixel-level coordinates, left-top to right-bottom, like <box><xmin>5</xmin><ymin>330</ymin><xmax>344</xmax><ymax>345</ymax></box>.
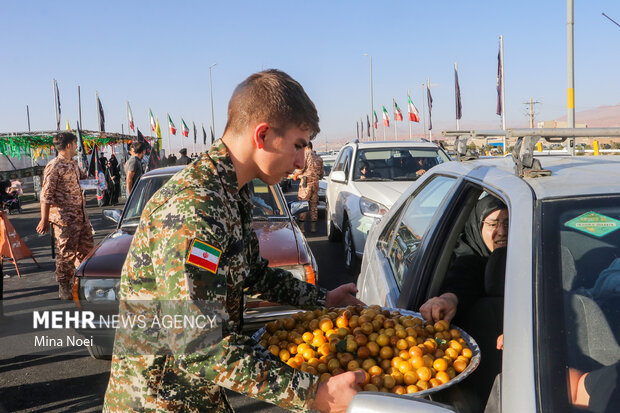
<box><xmin>419</xmin><ymin>293</ymin><xmax>458</xmax><ymax>324</ymax></box>
<box><xmin>326</xmin><ymin>283</ymin><xmax>366</xmax><ymax>307</ymax></box>
<box><xmin>36</xmin><ymin>219</ymin><xmax>49</xmax><ymax>234</ymax></box>
<box><xmin>312</xmin><ymin>370</ymin><xmax>366</xmax><ymax>413</ymax></box>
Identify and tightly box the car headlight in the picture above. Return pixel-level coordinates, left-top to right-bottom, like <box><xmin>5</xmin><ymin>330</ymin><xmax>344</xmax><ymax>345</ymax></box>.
<box><xmin>278</xmin><ymin>264</ymin><xmax>316</xmax><ymax>285</ymax></box>
<box><xmin>359</xmin><ymin>197</ymin><xmax>388</xmax><ymax>218</ymax></box>
<box><xmin>81</xmin><ymin>278</ymin><xmax>120</xmax><ymax>303</ymax></box>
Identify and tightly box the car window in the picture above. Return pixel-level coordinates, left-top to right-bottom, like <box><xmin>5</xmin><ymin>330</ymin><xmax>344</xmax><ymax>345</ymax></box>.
<box><xmin>122</xmin><ymin>175</ymin><xmax>171</xmax><ymax>223</ymax></box>
<box><xmin>333</xmin><ymin>147</ymin><xmax>352</xmax><ymax>175</ymax></box>
<box><xmin>538</xmin><ymin>196</ymin><xmax>620</xmax><ymax>412</ymax></box>
<box><xmin>249</xmin><ymin>179</ymin><xmax>286</xmax><ymax>217</ymax></box>
<box><xmin>378</xmin><ymin>175</ymin><xmax>457</xmax><ymax>289</ymax></box>
<box><xmin>353</xmin><ymin>148</ymin><xmax>448</xmax><ymax>181</ymax></box>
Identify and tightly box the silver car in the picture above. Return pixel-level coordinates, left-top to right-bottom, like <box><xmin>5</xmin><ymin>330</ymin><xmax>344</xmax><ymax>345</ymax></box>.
<box><xmin>353</xmin><ymin>148</ymin><xmax>620</xmax><ymax>412</ymax></box>
<box><xmin>326</xmin><ymin>140</ymin><xmax>450</xmax><ymax>274</ymax></box>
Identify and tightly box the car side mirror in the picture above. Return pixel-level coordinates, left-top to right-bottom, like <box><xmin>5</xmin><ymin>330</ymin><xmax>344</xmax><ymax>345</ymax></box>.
<box><xmin>347</xmin><ymin>392</ymin><xmax>456</xmax><ymax>412</ymax></box>
<box><xmin>330</xmin><ymin>170</ymin><xmax>346</xmax><ymax>183</ymax></box>
<box><xmin>289</xmin><ymin>201</ymin><xmax>309</xmax><ymax>216</ymax></box>
<box><xmin>102</xmin><ymin>209</ymin><xmax>122</xmax><ymax>224</ymax></box>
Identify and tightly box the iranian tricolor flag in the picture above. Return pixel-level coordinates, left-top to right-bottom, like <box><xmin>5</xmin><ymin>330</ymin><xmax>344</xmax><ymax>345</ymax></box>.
<box><xmin>393</xmin><ymin>100</ymin><xmax>403</xmax><ymax>121</ymax></box>
<box><xmin>382</xmin><ymin>106</ymin><xmax>390</xmax><ymax>127</ymax></box>
<box><xmin>408</xmin><ymin>95</ymin><xmax>420</xmax><ymax>122</ymax></box>
<box><xmin>181</xmin><ymin>118</ymin><xmax>189</xmax><ymax>137</ymax></box>
<box><xmin>373</xmin><ymin>110</ymin><xmax>378</xmax><ymax>128</ymax></box>
<box><xmin>168</xmin><ymin>114</ymin><xmax>177</xmax><ymax>135</ymax></box>
<box><xmin>127</xmin><ymin>102</ymin><xmax>134</xmax><ymax>132</ymax></box>
<box><xmin>149</xmin><ymin>109</ymin><xmax>156</xmax><ymax>132</ymax></box>
<box><xmin>187</xmin><ymin>239</ymin><xmax>222</xmax><ymax>273</ymax></box>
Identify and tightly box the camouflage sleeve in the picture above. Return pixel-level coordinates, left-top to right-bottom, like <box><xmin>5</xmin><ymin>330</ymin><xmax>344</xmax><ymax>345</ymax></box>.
<box><xmin>178</xmin><ymin>332</ymin><xmax>320</xmax><ymax>412</ymax></box>
<box><xmin>40</xmin><ymin>163</ymin><xmax>58</xmax><ymax>205</ymax></box>
<box><xmin>244</xmin><ymin>230</ymin><xmax>327</xmax><ymax>309</ymax></box>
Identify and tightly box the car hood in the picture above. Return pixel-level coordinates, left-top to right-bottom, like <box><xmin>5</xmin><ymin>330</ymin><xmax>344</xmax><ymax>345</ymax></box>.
<box><xmin>78</xmin><ymin>220</ymin><xmax>305</xmax><ymax>278</ymax></box>
<box><xmin>353</xmin><ymin>181</ymin><xmax>413</xmax><ymax>208</ymax></box>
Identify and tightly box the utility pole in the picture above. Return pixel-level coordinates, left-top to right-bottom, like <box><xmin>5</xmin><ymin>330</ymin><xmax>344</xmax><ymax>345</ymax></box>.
<box><xmin>567</xmin><ymin>0</ymin><xmax>576</xmax><ymax>155</ymax></box>
<box><xmin>523</xmin><ymin>98</ymin><xmax>541</xmax><ymax>128</ymax></box>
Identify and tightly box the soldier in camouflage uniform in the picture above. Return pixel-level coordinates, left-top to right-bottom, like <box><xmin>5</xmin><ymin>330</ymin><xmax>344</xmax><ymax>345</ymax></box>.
<box><xmin>103</xmin><ymin>70</ymin><xmax>365</xmax><ymax>413</ymax></box>
<box><xmin>294</xmin><ymin>142</ymin><xmax>324</xmax><ymax>233</ymax></box>
<box><xmin>36</xmin><ymin>132</ymin><xmax>94</xmax><ymax>300</ymax></box>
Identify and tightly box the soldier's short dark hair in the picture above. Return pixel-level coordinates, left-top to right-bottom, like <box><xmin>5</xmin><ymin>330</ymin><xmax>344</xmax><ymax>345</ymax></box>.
<box><xmin>53</xmin><ymin>132</ymin><xmax>77</xmax><ymax>150</ymax></box>
<box><xmin>130</xmin><ymin>141</ymin><xmax>147</xmax><ymax>154</ymax></box>
<box><xmin>179</xmin><ymin>148</ymin><xmax>187</xmax><ymax>155</ymax></box>
<box><xmin>223</xmin><ymin>69</ymin><xmax>320</xmax><ymax>140</ymax></box>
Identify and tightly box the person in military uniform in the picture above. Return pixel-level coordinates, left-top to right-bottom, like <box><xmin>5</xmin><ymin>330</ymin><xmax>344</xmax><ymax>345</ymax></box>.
<box><xmin>36</xmin><ymin>132</ymin><xmax>94</xmax><ymax>300</ymax></box>
<box><xmin>176</xmin><ymin>147</ymin><xmax>192</xmax><ymax>165</ymax></box>
<box><xmin>294</xmin><ymin>141</ymin><xmax>324</xmax><ymax>233</ymax></box>
<box><xmin>103</xmin><ymin>70</ymin><xmax>365</xmax><ymax>413</ymax></box>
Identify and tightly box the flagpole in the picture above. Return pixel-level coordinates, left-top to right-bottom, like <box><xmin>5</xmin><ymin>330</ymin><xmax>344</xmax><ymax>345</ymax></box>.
<box><xmin>421</xmin><ymin>84</ymin><xmax>427</xmax><ymax>140</ymax></box>
<box><xmin>126</xmin><ymin>101</ymin><xmax>130</xmax><ymax>138</ymax></box>
<box><xmin>455</xmin><ymin>63</ymin><xmax>460</xmax><ymax>130</ymax></box>
<box><xmin>209</xmin><ymin>63</ymin><xmax>217</xmax><ymax>138</ymax></box>
<box><xmin>96</xmin><ymin>91</ymin><xmax>100</xmax><ymax>133</ymax></box>
<box><xmin>78</xmin><ymin>86</ymin><xmax>82</xmax><ymax>128</ymax></box>
<box><xmin>408</xmin><ymin>90</ymin><xmax>412</xmax><ymax>140</ymax></box>
<box><xmin>427</xmin><ymin>79</ymin><xmax>433</xmax><ymax>143</ymax></box>
<box><xmin>53</xmin><ymin>79</ymin><xmax>59</xmax><ymax>131</ymax></box>
<box><xmin>167</xmin><ymin>115</ymin><xmax>172</xmax><ymax>156</ymax></box>
<box><xmin>500</xmin><ymin>35</ymin><xmax>506</xmax><ymax>153</ymax></box>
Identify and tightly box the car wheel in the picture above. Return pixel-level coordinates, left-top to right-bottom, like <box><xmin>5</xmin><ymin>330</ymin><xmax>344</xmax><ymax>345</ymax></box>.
<box><xmin>343</xmin><ymin>220</ymin><xmax>360</xmax><ymax>275</ymax></box>
<box><xmin>86</xmin><ymin>343</ymin><xmax>112</xmax><ymax>360</ymax></box>
<box><xmin>326</xmin><ymin>201</ymin><xmax>341</xmax><ymax>242</ymax></box>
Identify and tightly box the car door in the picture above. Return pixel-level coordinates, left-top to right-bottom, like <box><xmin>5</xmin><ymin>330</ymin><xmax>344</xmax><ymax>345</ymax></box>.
<box><xmin>328</xmin><ymin>146</ymin><xmax>353</xmax><ymax>230</ymax></box>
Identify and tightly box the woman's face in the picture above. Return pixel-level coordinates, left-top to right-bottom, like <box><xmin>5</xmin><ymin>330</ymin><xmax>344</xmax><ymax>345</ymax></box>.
<box><xmin>481</xmin><ymin>208</ymin><xmax>508</xmax><ymax>252</ymax></box>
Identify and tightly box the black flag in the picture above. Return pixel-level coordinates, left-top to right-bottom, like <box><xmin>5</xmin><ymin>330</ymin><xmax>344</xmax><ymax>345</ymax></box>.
<box><xmin>427</xmin><ymin>84</ymin><xmax>433</xmax><ymax>131</ymax></box>
<box><xmin>97</xmin><ymin>96</ymin><xmax>105</xmax><ymax>132</ymax></box>
<box><xmin>366</xmin><ymin>115</ymin><xmax>371</xmax><ymax>137</ymax></box>
<box><xmin>455</xmin><ymin>65</ymin><xmax>462</xmax><ymax>120</ymax></box>
<box><xmin>193</xmin><ymin>121</ymin><xmax>197</xmax><ymax>144</ymax></box>
<box><xmin>54</xmin><ymin>79</ymin><xmax>61</xmax><ymax>131</ymax></box>
<box><xmin>356</xmin><ymin>121</ymin><xmax>359</xmax><ymax>139</ymax></box>
<box><xmin>210</xmin><ymin>126</ymin><xmax>215</xmax><ymax>146</ymax></box>
<box><xmin>496</xmin><ymin>47</ymin><xmax>503</xmax><ymax>116</ymax></box>
<box><xmin>202</xmin><ymin>124</ymin><xmax>207</xmax><ymax>145</ymax></box>
<box><xmin>87</xmin><ymin>144</ymin><xmax>99</xmax><ymax>178</ymax></box>
<box><xmin>76</xmin><ymin>122</ymin><xmax>89</xmax><ymax>174</ymax></box>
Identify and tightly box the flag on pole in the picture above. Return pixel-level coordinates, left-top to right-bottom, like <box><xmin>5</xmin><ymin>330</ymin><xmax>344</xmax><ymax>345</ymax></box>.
<box><xmin>382</xmin><ymin>106</ymin><xmax>390</xmax><ymax>127</ymax></box>
<box><xmin>454</xmin><ymin>65</ymin><xmax>462</xmax><ymax>120</ymax></box>
<box><xmin>393</xmin><ymin>100</ymin><xmax>403</xmax><ymax>121</ymax></box>
<box><xmin>407</xmin><ymin>95</ymin><xmax>420</xmax><ymax>122</ymax></box>
<box><xmin>496</xmin><ymin>46</ymin><xmax>503</xmax><ymax>116</ymax></box>
<box><xmin>167</xmin><ymin>114</ymin><xmax>177</xmax><ymax>135</ymax></box>
<box><xmin>193</xmin><ymin>122</ymin><xmax>197</xmax><ymax>144</ymax></box>
<box><xmin>76</xmin><ymin>122</ymin><xmax>89</xmax><ymax>174</ymax></box>
<box><xmin>210</xmin><ymin>125</ymin><xmax>215</xmax><ymax>145</ymax></box>
<box><xmin>87</xmin><ymin>144</ymin><xmax>100</xmax><ymax>178</ymax></box>
<box><xmin>181</xmin><ymin>118</ymin><xmax>189</xmax><ymax>137</ymax></box>
<box><xmin>54</xmin><ymin>79</ymin><xmax>61</xmax><ymax>131</ymax></box>
<box><xmin>373</xmin><ymin>110</ymin><xmax>378</xmax><ymax>128</ymax></box>
<box><xmin>366</xmin><ymin>115</ymin><xmax>371</xmax><ymax>137</ymax></box>
<box><xmin>427</xmin><ymin>84</ymin><xmax>433</xmax><ymax>130</ymax></box>
<box><xmin>149</xmin><ymin>109</ymin><xmax>156</xmax><ymax>132</ymax></box>
<box><xmin>155</xmin><ymin>118</ymin><xmax>162</xmax><ymax>138</ymax></box>
<box><xmin>127</xmin><ymin>102</ymin><xmax>135</xmax><ymax>132</ymax></box>
<box><xmin>97</xmin><ymin>96</ymin><xmax>105</xmax><ymax>132</ymax></box>
<box><xmin>202</xmin><ymin>124</ymin><xmax>207</xmax><ymax>145</ymax></box>
<box><xmin>356</xmin><ymin>121</ymin><xmax>359</xmax><ymax>139</ymax></box>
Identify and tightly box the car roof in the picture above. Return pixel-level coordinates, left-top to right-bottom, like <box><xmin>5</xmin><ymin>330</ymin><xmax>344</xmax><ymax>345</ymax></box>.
<box><xmin>142</xmin><ymin>165</ymin><xmax>185</xmax><ymax>177</ymax></box>
<box><xmin>430</xmin><ymin>155</ymin><xmax>620</xmax><ymax>199</ymax></box>
<box><xmin>346</xmin><ymin>140</ymin><xmax>442</xmax><ymax>150</ymax></box>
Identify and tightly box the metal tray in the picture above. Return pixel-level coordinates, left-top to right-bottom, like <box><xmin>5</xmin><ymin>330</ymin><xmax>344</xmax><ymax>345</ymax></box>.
<box><xmin>252</xmin><ymin>307</ymin><xmax>480</xmax><ymax>398</ymax></box>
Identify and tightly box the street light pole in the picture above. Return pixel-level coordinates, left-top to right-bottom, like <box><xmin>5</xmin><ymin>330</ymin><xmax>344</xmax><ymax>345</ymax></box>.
<box><xmin>364</xmin><ymin>54</ymin><xmax>375</xmax><ymax>140</ymax></box>
<box><xmin>209</xmin><ymin>63</ymin><xmax>217</xmax><ymax>139</ymax></box>
<box><xmin>567</xmin><ymin>0</ymin><xmax>576</xmax><ymax>155</ymax></box>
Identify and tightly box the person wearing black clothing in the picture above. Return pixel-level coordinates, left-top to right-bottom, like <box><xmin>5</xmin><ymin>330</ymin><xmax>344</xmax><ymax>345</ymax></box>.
<box><xmin>420</xmin><ymin>195</ymin><xmax>508</xmax><ymax>412</ymax></box>
<box><xmin>105</xmin><ymin>159</ymin><xmax>121</xmax><ymax>205</ymax></box>
<box><xmin>176</xmin><ymin>148</ymin><xmax>191</xmax><ymax>165</ymax></box>
<box><xmin>167</xmin><ymin>154</ymin><xmax>177</xmax><ymax>166</ymax></box>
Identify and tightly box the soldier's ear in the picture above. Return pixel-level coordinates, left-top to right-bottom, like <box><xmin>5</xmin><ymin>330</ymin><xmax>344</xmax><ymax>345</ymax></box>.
<box><xmin>252</xmin><ymin>123</ymin><xmax>269</xmax><ymax>150</ymax></box>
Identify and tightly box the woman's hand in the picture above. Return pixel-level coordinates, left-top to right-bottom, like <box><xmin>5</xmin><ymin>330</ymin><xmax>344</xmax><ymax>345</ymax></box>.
<box><xmin>419</xmin><ymin>293</ymin><xmax>458</xmax><ymax>323</ymax></box>
<box><xmin>326</xmin><ymin>283</ymin><xmax>365</xmax><ymax>307</ymax></box>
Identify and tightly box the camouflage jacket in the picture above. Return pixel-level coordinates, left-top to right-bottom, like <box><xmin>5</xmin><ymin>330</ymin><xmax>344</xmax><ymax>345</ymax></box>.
<box><xmin>40</xmin><ymin>153</ymin><xmax>88</xmax><ymax>226</ymax></box>
<box><xmin>103</xmin><ymin>139</ymin><xmax>327</xmax><ymax>412</ymax></box>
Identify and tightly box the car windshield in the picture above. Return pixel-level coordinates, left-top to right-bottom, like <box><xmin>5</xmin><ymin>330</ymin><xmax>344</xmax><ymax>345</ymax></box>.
<box><xmin>539</xmin><ymin>195</ymin><xmax>620</xmax><ymax>411</ymax></box>
<box><xmin>322</xmin><ymin>157</ymin><xmax>336</xmax><ymax>176</ymax></box>
<box><xmin>248</xmin><ymin>179</ymin><xmax>287</xmax><ymax>218</ymax></box>
<box><xmin>122</xmin><ymin>175</ymin><xmax>286</xmax><ymax>226</ymax></box>
<box><xmin>353</xmin><ymin>148</ymin><xmax>449</xmax><ymax>181</ymax></box>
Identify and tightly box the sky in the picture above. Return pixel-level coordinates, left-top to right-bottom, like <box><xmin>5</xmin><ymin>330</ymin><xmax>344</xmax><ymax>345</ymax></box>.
<box><xmin>2</xmin><ymin>0</ymin><xmax>620</xmax><ymax>152</ymax></box>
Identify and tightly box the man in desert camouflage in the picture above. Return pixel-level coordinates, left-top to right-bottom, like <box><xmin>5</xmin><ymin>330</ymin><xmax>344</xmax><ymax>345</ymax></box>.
<box><xmin>103</xmin><ymin>70</ymin><xmax>365</xmax><ymax>413</ymax></box>
<box><xmin>294</xmin><ymin>141</ymin><xmax>324</xmax><ymax>233</ymax></box>
<box><xmin>36</xmin><ymin>132</ymin><xmax>94</xmax><ymax>299</ymax></box>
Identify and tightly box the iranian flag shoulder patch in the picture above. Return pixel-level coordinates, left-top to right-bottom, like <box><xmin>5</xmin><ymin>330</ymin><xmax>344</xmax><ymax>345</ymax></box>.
<box><xmin>186</xmin><ymin>239</ymin><xmax>222</xmax><ymax>273</ymax></box>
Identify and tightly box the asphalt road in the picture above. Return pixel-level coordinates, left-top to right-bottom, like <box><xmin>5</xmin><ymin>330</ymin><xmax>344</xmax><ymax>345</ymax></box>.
<box><xmin>0</xmin><ymin>182</ymin><xmax>354</xmax><ymax>413</ymax></box>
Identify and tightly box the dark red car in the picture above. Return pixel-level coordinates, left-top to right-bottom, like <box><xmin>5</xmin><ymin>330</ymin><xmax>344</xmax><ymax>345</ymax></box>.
<box><xmin>73</xmin><ymin>165</ymin><xmax>318</xmax><ymax>359</ymax></box>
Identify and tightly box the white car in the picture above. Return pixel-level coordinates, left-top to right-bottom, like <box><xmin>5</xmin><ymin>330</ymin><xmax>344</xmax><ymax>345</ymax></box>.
<box><xmin>326</xmin><ymin>140</ymin><xmax>450</xmax><ymax>274</ymax></box>
<box><xmin>352</xmin><ymin>129</ymin><xmax>620</xmax><ymax>413</ymax></box>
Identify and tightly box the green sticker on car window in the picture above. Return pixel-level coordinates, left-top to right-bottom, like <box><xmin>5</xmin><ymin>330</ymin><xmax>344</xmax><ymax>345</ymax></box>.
<box><xmin>564</xmin><ymin>211</ymin><xmax>620</xmax><ymax>238</ymax></box>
